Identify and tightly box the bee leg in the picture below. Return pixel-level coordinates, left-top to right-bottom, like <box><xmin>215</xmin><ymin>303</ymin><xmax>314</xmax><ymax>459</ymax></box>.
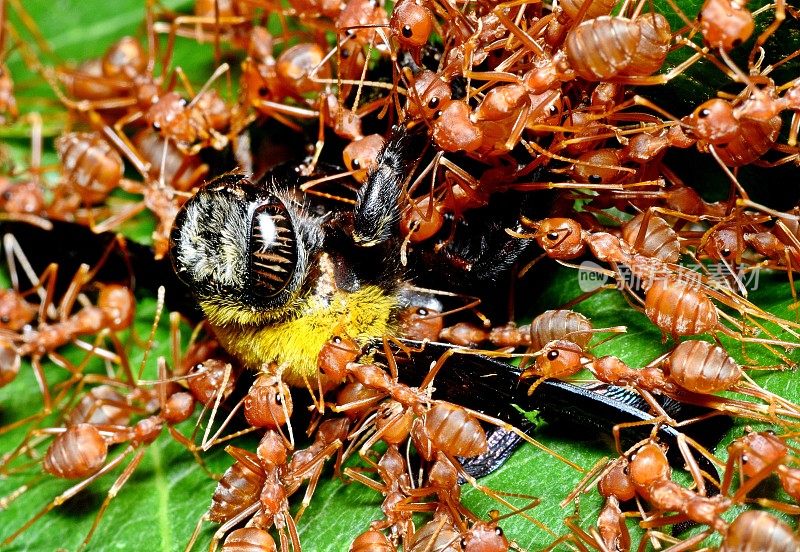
<box><xmin>353</xmin><ymin>126</ymin><xmax>413</xmax><ymax>247</ymax></box>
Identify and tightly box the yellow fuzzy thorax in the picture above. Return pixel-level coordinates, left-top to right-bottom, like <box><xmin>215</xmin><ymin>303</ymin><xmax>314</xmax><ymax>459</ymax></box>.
<box><xmin>205</xmin><ymin>285</ymin><xmax>397</xmax><ymax>387</ymax></box>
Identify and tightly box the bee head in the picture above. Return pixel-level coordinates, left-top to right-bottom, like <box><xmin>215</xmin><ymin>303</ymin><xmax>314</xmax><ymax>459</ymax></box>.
<box><xmin>170</xmin><ymin>173</ymin><xmax>321</xmax><ymax>324</ymax></box>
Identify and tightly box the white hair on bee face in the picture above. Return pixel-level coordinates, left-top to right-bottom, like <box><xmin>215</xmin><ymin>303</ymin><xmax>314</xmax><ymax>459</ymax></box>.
<box><xmin>177</xmin><ymin>190</ymin><xmax>249</xmax><ymax>289</ymax></box>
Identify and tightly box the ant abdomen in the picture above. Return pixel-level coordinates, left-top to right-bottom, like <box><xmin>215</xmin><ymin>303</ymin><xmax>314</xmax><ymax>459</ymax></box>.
<box><xmin>644</xmin><ymin>278</ymin><xmax>718</xmax><ymax>338</ymax></box>
<box><xmin>423</xmin><ymin>402</ymin><xmax>487</xmax><ymax>457</ymax></box>
<box><xmin>222</xmin><ymin>527</ymin><xmax>277</xmax><ymax>552</ymax></box>
<box><xmin>666</xmin><ymin>340</ymin><xmax>741</xmax><ymax>394</ymax></box>
<box><xmin>43</xmin><ymin>423</ymin><xmax>109</xmax><ymax>480</ymax></box>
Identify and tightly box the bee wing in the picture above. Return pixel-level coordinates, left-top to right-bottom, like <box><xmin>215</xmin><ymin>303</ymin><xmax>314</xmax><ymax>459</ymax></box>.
<box><xmin>377</xmin><ymin>339</ymin><xmax>731</xmax><ymax>481</ymax></box>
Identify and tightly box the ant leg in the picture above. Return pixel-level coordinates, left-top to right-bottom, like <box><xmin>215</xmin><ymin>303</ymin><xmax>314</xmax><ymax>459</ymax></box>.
<box><xmin>200</xmin><ymin>361</ymin><xmax>235</xmax><ymax>449</ymax></box>
<box><xmin>1</xmin><ymin>445</ymin><xmax>134</xmax><ymax>546</ymax></box>
<box><xmin>206</xmin><ymin>501</ymin><xmax>260</xmax><ymax>552</ymax></box>
<box><xmin>168</xmin><ymin>426</ymin><xmax>219</xmax><ymax>480</ymax></box>
<box><xmin>460</xmin><ymin>406</ymin><xmax>583</xmax><ymax>471</ymax></box>
<box><xmin>446</xmin><ymin>452</ymin><xmax>556</xmax><ymax>537</ymax></box>
<box><xmin>30</xmin><ymin>355</ymin><xmax>52</xmax><ymax>413</ymax></box>
<box><xmin>80</xmin><ymin>447</ymin><xmax>147</xmax><ymax>548</ymax></box>
<box><xmin>284</xmin><ymin>512</ymin><xmax>301</xmax><ymax>552</ymax></box>
<box><xmin>751</xmin><ymin>0</ymin><xmax>785</xmax><ymax>66</ymax></box>
<box><xmin>753</xmin><ymin>497</ymin><xmax>800</xmax><ymax>515</ymax></box>
<box><xmin>292</xmin><ymin>440</ymin><xmax>343</xmax><ymax>520</ymax></box>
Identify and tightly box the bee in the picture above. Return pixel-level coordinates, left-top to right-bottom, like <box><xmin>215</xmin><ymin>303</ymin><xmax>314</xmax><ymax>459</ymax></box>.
<box><xmin>169</xmin><ymin>128</ymin><xmax>415</xmax><ymax>386</ymax></box>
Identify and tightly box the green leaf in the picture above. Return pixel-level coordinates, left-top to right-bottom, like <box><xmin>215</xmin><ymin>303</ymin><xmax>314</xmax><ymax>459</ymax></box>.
<box><xmin>1</xmin><ymin>0</ymin><xmax>800</xmax><ymax>551</ymax></box>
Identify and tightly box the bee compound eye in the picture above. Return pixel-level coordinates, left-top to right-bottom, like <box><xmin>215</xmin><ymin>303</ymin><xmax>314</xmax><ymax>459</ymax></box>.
<box><xmin>249</xmin><ymin>198</ymin><xmax>298</xmax><ymax>298</ymax></box>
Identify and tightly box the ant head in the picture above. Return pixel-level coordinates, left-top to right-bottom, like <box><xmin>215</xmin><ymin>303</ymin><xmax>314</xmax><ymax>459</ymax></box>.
<box><xmin>243</xmin><ymin>373</ymin><xmax>293</xmax><ymax>429</ymax></box>
<box><xmin>405</xmin><ymin>69</ymin><xmax>452</xmax><ymax>121</ymax></box>
<box><xmin>375</xmin><ymin>400</ymin><xmax>414</xmax><ymax>444</ymax></box>
<box><xmin>532</xmin><ymin>339</ymin><xmax>587</xmax><ymax>379</ymax></box>
<box><xmin>97</xmin><ymin>284</ymin><xmax>136</xmax><ymax>331</ymax></box>
<box><xmin>343</xmin><ymin>134</ymin><xmax>385</xmax><ymax>183</ymax></box>
<box><xmin>318</xmin><ymin>333</ymin><xmax>361</xmax><ymax>382</ymax></box>
<box><xmin>275</xmin><ymin>43</ymin><xmax>330</xmax><ymax>99</ymax></box>
<box><xmin>162</xmin><ymin>391</ymin><xmax>195</xmax><ymax>425</ymax></box>
<box><xmin>396</xmin><ymin>304</ymin><xmax>444</xmax><ymax>342</ymax></box>
<box><xmin>536</xmin><ymin>218</ymin><xmax>586</xmax><ymax>259</ymax></box>
<box><xmin>187</xmin><ymin>359</ymin><xmax>236</xmax><ymax>406</ymax></box>
<box><xmin>401</xmin><ymin>194</ymin><xmax>445</xmax><ymax>243</ymax></box>
<box><xmin>703</xmin><ymin>225</ymin><xmax>744</xmax><ymax>261</ymax></box>
<box><xmin>0</xmin><ymin>289</ymin><xmax>36</xmax><ymax>331</ymax></box>
<box><xmin>598</xmin><ymin>458</ymin><xmax>637</xmax><ymax>501</ymax></box>
<box><xmin>628</xmin><ymin>442</ymin><xmax>670</xmax><ymax>488</ymax></box>
<box><xmin>736</xmin><ymin>431</ymin><xmax>788</xmax><ymax>478</ymax></box>
<box><xmin>688</xmin><ymin>99</ymin><xmax>739</xmax><ymax>145</ymax></box>
<box><xmin>698</xmin><ymin>0</ymin><xmax>754</xmax><ymax>51</ymax></box>
<box><xmin>571</xmin><ymin>148</ymin><xmax>628</xmax><ymax>185</ymax></box>
<box><xmin>461</xmin><ymin>522</ymin><xmax>509</xmax><ymax>552</ymax></box>
<box><xmin>391</xmin><ymin>0</ymin><xmax>434</xmax><ymax>47</ymax></box>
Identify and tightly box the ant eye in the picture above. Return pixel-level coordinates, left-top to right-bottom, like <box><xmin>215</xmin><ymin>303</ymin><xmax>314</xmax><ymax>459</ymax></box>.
<box><xmin>2</xmin><ymin>190</ymin><xmax>12</xmax><ymax>200</ymax></box>
<box><xmin>416</xmin><ymin>307</ymin><xmax>428</xmax><ymax>316</ymax></box>
<box><xmin>732</xmin><ymin>38</ymin><xmax>743</xmax><ymax>48</ymax></box>
<box><xmin>548</xmin><ymin>105</ymin><xmax>558</xmax><ymax>115</ymax></box>
<box><xmin>588</xmin><ymin>174</ymin><xmax>603</xmax><ymax>184</ymax></box>
<box><xmin>179</xmin><ymin>97</ymin><xmax>188</xmax><ymax>107</ymax></box>
<box><xmin>0</xmin><ymin>315</ymin><xmax>9</xmax><ymax>324</ymax></box>
<box><xmin>402</xmin><ymin>25</ymin><xmax>413</xmax><ymax>38</ymax></box>
<box><xmin>741</xmin><ymin>454</ymin><xmax>749</xmax><ymax>464</ymax></box>
<box><xmin>622</xmin><ymin>465</ymin><xmax>629</xmax><ymax>475</ymax></box>
<box><xmin>428</xmin><ymin>97</ymin><xmax>440</xmax><ymax>109</ymax></box>
<box><xmin>351</xmin><ymin>159</ymin><xmax>361</xmax><ymax>169</ymax></box>
<box><xmin>722</xmin><ymin>248</ymin><xmax>731</xmax><ymax>257</ymax></box>
<box><xmin>152</xmin><ymin>122</ymin><xmax>161</xmax><ymax>130</ymax></box>
<box><xmin>258</xmin><ymin>86</ymin><xmax>269</xmax><ymax>97</ymax></box>
<box><xmin>460</xmin><ymin>538</ymin><xmax>468</xmax><ymax>548</ymax></box>
<box><xmin>433</xmin><ymin>110</ymin><xmax>442</xmax><ymax>120</ymax></box>
<box><xmin>547</xmin><ymin>349</ymin><xmax>560</xmax><ymax>361</ymax></box>
<box><xmin>341</xmin><ymin>48</ymin><xmax>351</xmax><ymax>59</ymax></box>
<box><xmin>333</xmin><ymin>335</ymin><xmax>342</xmax><ymax>344</ymax></box>
<box><xmin>699</xmin><ymin>109</ymin><xmax>711</xmax><ymax>118</ymax></box>
<box><xmin>274</xmin><ymin>393</ymin><xmax>283</xmax><ymax>405</ymax></box>
<box><xmin>546</xmin><ymin>232</ymin><xmax>559</xmax><ymax>241</ymax></box>
<box><xmin>495</xmin><ymin>527</ymin><xmax>504</xmax><ymax>536</ymax></box>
